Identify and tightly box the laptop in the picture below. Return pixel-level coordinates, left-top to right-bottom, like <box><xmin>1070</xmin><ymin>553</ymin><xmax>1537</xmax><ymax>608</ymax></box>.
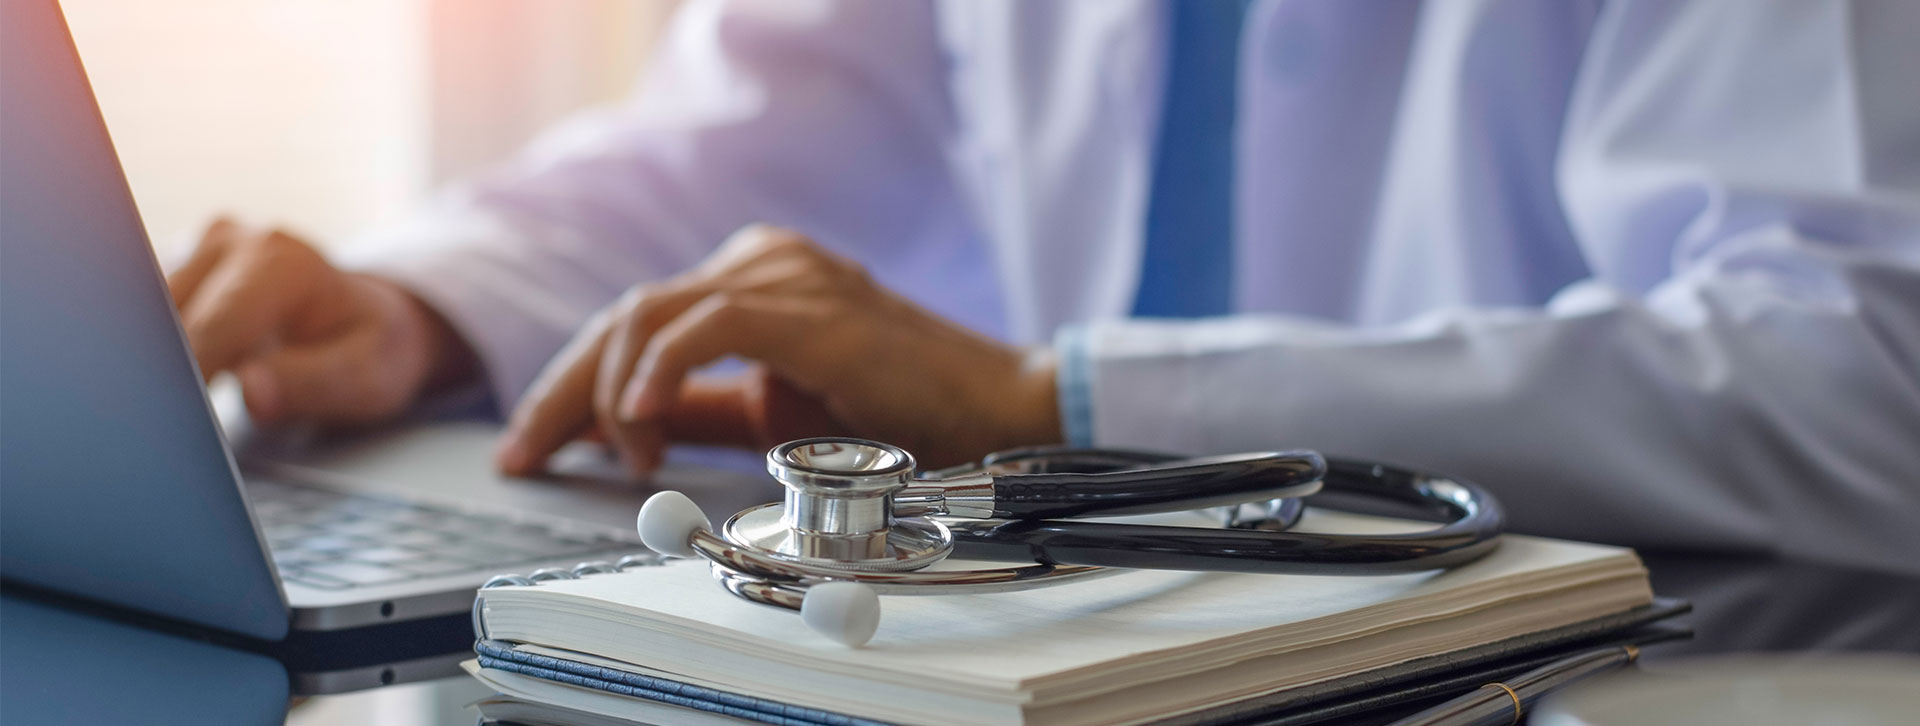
<box><xmin>0</xmin><ymin>0</ymin><xmax>744</xmax><ymax>647</ymax></box>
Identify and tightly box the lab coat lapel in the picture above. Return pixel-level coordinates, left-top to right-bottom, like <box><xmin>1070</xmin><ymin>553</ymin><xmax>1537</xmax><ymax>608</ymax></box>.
<box><xmin>938</xmin><ymin>0</ymin><xmax>1165</xmax><ymax>342</ymax></box>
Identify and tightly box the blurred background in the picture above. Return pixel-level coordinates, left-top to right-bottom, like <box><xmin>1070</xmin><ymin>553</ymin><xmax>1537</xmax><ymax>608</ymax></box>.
<box><xmin>60</xmin><ymin>1</ymin><xmax>681</xmax><ymax>721</ymax></box>
<box><xmin>63</xmin><ymin>0</ymin><xmax>681</xmax><ymax>260</ymax></box>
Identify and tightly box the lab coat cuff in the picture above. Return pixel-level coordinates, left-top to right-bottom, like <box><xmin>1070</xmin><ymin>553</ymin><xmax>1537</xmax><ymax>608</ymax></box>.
<box><xmin>1074</xmin><ymin>316</ymin><xmax>1332</xmax><ymax>454</ymax></box>
<box><xmin>1053</xmin><ymin>325</ymin><xmax>1096</xmax><ymax>448</ymax></box>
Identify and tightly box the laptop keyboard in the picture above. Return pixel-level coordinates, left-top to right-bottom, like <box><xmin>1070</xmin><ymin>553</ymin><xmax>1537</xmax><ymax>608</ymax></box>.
<box><xmin>249</xmin><ymin>479</ymin><xmax>644</xmax><ymax>591</ymax></box>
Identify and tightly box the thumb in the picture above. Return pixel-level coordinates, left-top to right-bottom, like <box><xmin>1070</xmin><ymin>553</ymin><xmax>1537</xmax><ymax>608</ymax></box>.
<box><xmin>654</xmin><ymin>377</ymin><xmax>756</xmax><ymax>448</ymax></box>
<box><xmin>238</xmin><ymin>331</ymin><xmax>405</xmax><ymax>425</ymax></box>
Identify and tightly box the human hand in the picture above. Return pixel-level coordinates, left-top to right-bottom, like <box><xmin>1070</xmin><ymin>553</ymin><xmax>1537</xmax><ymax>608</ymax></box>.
<box><xmin>166</xmin><ymin>219</ymin><xmax>475</xmax><ymax>426</ymax></box>
<box><xmin>496</xmin><ymin>224</ymin><xmax>1061</xmax><ymax>477</ymax></box>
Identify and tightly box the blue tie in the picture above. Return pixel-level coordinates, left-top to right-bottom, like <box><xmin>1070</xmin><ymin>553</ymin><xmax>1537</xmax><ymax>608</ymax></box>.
<box><xmin>1133</xmin><ymin>0</ymin><xmax>1250</xmax><ymax>318</ymax></box>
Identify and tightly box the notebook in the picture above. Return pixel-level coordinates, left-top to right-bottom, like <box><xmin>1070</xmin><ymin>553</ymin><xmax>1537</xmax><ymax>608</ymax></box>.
<box><xmin>468</xmin><ymin>509</ymin><xmax>1655</xmax><ymax>726</ymax></box>
<box><xmin>465</xmin><ymin>616</ymin><xmax>1692</xmax><ymax>726</ymax></box>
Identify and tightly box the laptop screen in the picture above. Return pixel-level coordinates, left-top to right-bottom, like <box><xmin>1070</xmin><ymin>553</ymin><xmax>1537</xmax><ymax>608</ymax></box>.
<box><xmin>0</xmin><ymin>0</ymin><xmax>288</xmax><ymax>641</ymax></box>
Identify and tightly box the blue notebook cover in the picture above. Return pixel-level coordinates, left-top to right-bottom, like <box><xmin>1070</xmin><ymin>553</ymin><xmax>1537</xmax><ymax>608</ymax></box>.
<box><xmin>475</xmin><ymin>639</ymin><xmax>891</xmax><ymax>726</ymax></box>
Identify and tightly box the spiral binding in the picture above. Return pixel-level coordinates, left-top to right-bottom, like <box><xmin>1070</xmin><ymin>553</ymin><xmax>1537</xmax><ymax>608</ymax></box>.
<box><xmin>472</xmin><ymin>553</ymin><xmax>668</xmax><ymax>639</ymax></box>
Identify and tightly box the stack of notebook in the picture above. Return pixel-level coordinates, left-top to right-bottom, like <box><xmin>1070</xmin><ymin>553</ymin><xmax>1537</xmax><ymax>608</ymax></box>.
<box><xmin>467</xmin><ymin>509</ymin><xmax>1678</xmax><ymax>726</ymax></box>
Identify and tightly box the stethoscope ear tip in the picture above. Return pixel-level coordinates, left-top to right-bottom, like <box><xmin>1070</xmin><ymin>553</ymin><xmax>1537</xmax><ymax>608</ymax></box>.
<box><xmin>801</xmin><ymin>581</ymin><xmax>881</xmax><ymax>647</ymax></box>
<box><xmin>638</xmin><ymin>490</ymin><xmax>711</xmax><ymax>558</ymax></box>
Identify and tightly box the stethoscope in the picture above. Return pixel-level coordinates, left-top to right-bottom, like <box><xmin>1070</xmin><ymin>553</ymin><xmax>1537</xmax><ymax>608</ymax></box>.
<box><xmin>637</xmin><ymin>437</ymin><xmax>1505</xmax><ymax>647</ymax></box>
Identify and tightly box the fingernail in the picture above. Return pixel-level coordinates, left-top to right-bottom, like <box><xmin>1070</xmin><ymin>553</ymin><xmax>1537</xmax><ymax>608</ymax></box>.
<box><xmin>496</xmin><ymin>438</ymin><xmax>531</xmax><ymax>475</ymax></box>
<box><xmin>240</xmin><ymin>365</ymin><xmax>280</xmax><ymax>422</ymax></box>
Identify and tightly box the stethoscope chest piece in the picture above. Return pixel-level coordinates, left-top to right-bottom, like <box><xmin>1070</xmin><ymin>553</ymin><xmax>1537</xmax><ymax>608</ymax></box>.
<box><xmin>725</xmin><ymin>438</ymin><xmax>956</xmax><ymax>573</ymax></box>
<box><xmin>723</xmin><ymin>503</ymin><xmax>952</xmax><ymax>573</ymax></box>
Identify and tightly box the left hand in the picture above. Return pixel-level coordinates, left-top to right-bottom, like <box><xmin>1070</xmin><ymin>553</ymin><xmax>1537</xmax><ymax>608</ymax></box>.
<box><xmin>495</xmin><ymin>224</ymin><xmax>1062</xmax><ymax>477</ymax></box>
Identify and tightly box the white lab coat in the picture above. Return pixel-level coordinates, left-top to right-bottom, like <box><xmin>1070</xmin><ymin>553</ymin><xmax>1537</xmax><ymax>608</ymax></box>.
<box><xmin>348</xmin><ymin>0</ymin><xmax>1920</xmax><ymax>572</ymax></box>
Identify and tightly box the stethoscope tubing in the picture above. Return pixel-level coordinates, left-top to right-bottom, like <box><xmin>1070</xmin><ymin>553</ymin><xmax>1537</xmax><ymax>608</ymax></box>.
<box><xmin>945</xmin><ymin>457</ymin><xmax>1505</xmax><ymax>575</ymax></box>
<box><xmin>699</xmin><ymin>456</ymin><xmax>1502</xmax><ymax>588</ymax></box>
<box><xmin>630</xmin><ymin>443</ymin><xmax>1510</xmax><ymax>646</ymax></box>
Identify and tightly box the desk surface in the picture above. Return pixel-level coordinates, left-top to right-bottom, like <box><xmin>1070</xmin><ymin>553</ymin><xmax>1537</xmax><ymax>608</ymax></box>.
<box><xmin>6</xmin><ymin>549</ymin><xmax>1916</xmax><ymax>725</ymax></box>
<box><xmin>7</xmin><ymin>413</ymin><xmax>1918</xmax><ymax>725</ymax></box>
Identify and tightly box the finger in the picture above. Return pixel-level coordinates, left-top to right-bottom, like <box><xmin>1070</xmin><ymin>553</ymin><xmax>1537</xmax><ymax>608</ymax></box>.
<box><xmin>624</xmin><ymin>294</ymin><xmax>829</xmax><ymax>425</ymax></box>
<box><xmin>166</xmin><ymin>217</ymin><xmax>239</xmax><ymax>308</ymax></box>
<box><xmin>596</xmin><ymin>276</ymin><xmax>745</xmax><ymax>475</ymax></box>
<box><xmin>236</xmin><ymin>327</ymin><xmax>401</xmax><ymax>425</ymax></box>
<box><xmin>595</xmin><ymin>302</ymin><xmax>661</xmax><ymax>475</ymax></box>
<box><xmin>592</xmin><ymin>282</ymin><xmax>713</xmax><ymax>474</ymax></box>
<box><xmin>656</xmin><ymin>369</ymin><xmax>845</xmax><ymax>450</ymax></box>
<box><xmin>652</xmin><ymin>377</ymin><xmax>757</xmax><ymax>448</ymax></box>
<box><xmin>698</xmin><ymin>223</ymin><xmax>799</xmax><ymax>273</ymax></box>
<box><xmin>741</xmin><ymin>367</ymin><xmax>849</xmax><ymax>445</ymax></box>
<box><xmin>497</xmin><ymin>310</ymin><xmax>615</xmax><ymax>476</ymax></box>
<box><xmin>605</xmin><ymin>295</ymin><xmax>773</xmax><ymax>472</ymax></box>
<box><xmin>598</xmin><ymin>280</ymin><xmax>712</xmax><ymax>425</ymax></box>
<box><xmin>178</xmin><ymin>231</ymin><xmax>324</xmax><ymax>379</ymax></box>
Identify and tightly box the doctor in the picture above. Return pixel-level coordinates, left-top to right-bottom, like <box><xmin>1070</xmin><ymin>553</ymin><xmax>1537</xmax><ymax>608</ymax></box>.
<box><xmin>168</xmin><ymin>1</ymin><xmax>1920</xmax><ymax>572</ymax></box>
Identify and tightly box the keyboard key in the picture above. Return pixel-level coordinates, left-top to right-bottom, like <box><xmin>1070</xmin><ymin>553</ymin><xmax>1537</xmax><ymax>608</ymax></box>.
<box><xmin>342</xmin><ymin>546</ymin><xmax>424</xmax><ymax>564</ymax></box>
<box><xmin>486</xmin><ymin>531</ymin><xmax>596</xmax><ymax>557</ymax></box>
<box><xmin>281</xmin><ymin>569</ymin><xmax>351</xmax><ymax>590</ymax></box>
<box><xmin>381</xmin><ymin>509</ymin><xmax>463</xmax><ymax>529</ymax></box>
<box><xmin>381</xmin><ymin>528</ymin><xmax>456</xmax><ymax>548</ymax></box>
<box><xmin>303</xmin><ymin>561</ymin><xmax>410</xmax><ymax>586</ymax></box>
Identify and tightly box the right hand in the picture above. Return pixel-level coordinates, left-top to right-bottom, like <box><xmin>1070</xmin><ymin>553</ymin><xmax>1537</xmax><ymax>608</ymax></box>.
<box><xmin>495</xmin><ymin>225</ymin><xmax>1060</xmax><ymax>477</ymax></box>
<box><xmin>166</xmin><ymin>219</ymin><xmax>473</xmax><ymax>426</ymax></box>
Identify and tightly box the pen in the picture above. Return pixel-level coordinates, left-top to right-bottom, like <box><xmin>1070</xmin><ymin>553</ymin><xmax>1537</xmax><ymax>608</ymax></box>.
<box><xmin>1388</xmin><ymin>644</ymin><xmax>1642</xmax><ymax>726</ymax></box>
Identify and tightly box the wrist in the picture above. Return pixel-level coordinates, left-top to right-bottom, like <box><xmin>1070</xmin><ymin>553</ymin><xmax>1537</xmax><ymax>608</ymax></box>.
<box><xmin>407</xmin><ymin>292</ymin><xmax>481</xmax><ymax>397</ymax></box>
<box><xmin>1000</xmin><ymin>346</ymin><xmax>1063</xmax><ymax>449</ymax></box>
<box><xmin>359</xmin><ymin>274</ymin><xmax>479</xmax><ymax>400</ymax></box>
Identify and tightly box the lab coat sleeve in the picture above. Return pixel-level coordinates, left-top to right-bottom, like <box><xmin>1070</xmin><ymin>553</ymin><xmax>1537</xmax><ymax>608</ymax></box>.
<box><xmin>333</xmin><ymin>0</ymin><xmax>961</xmax><ymax>408</ymax></box>
<box><xmin>1069</xmin><ymin>1</ymin><xmax>1920</xmax><ymax>572</ymax></box>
